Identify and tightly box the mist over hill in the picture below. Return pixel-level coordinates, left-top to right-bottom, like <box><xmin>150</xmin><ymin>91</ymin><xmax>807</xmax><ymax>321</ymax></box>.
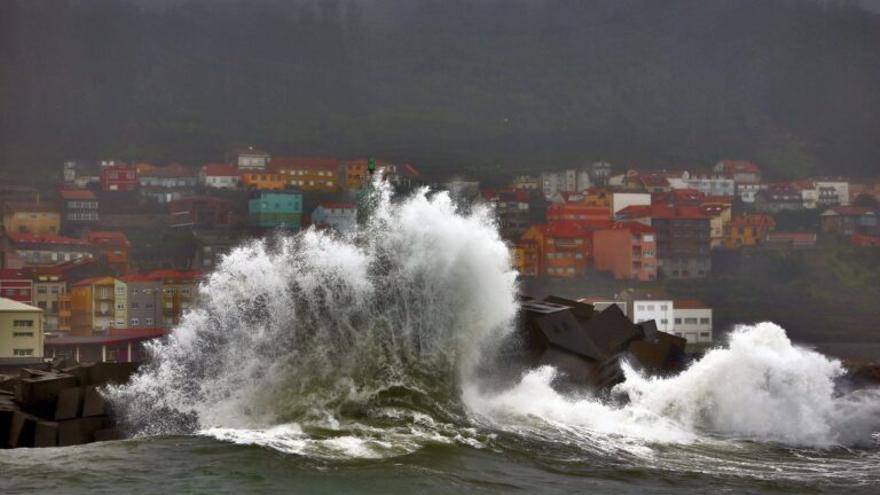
<box><xmin>1</xmin><ymin>0</ymin><xmax>879</xmax><ymax>181</ymax></box>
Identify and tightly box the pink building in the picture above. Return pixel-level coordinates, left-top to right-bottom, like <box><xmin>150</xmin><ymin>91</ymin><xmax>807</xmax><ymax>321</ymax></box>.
<box><xmin>593</xmin><ymin>222</ymin><xmax>657</xmax><ymax>281</ymax></box>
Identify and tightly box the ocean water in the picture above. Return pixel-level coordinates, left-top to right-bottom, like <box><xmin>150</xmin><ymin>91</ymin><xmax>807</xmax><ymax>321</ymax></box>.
<box><xmin>3</xmin><ymin>181</ymin><xmax>879</xmax><ymax>494</ymax></box>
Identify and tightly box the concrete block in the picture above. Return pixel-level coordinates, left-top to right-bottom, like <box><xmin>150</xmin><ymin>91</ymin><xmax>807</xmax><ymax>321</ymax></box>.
<box><xmin>34</xmin><ymin>421</ymin><xmax>59</xmax><ymax>447</ymax></box>
<box><xmin>14</xmin><ymin>374</ymin><xmax>78</xmax><ymax>410</ymax></box>
<box><xmin>9</xmin><ymin>410</ymin><xmax>39</xmax><ymax>448</ymax></box>
<box><xmin>54</xmin><ymin>387</ymin><xmax>84</xmax><ymax>420</ymax></box>
<box><xmin>0</xmin><ymin>400</ymin><xmax>20</xmax><ymax>447</ymax></box>
<box><xmin>82</xmin><ymin>386</ymin><xmax>106</xmax><ymax>417</ymax></box>
<box><xmin>58</xmin><ymin>417</ymin><xmax>107</xmax><ymax>446</ymax></box>
<box><xmin>60</xmin><ymin>365</ymin><xmax>91</xmax><ymax>387</ymax></box>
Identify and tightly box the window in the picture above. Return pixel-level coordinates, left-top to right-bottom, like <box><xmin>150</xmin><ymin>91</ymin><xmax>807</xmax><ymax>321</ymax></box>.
<box><xmin>637</xmin><ymin>305</ymin><xmax>645</xmax><ymax>311</ymax></box>
<box><xmin>37</xmin><ymin>286</ymin><xmax>47</xmax><ymax>294</ymax></box>
<box><xmin>660</xmin><ymin>319</ymin><xmax>668</xmax><ymax>325</ymax></box>
<box><xmin>674</xmin><ymin>318</ymin><xmax>682</xmax><ymax>324</ymax></box>
<box><xmin>13</xmin><ymin>320</ymin><xmax>34</xmax><ymax>327</ymax></box>
<box><xmin>13</xmin><ymin>331</ymin><xmax>34</xmax><ymax>337</ymax></box>
<box><xmin>684</xmin><ymin>317</ymin><xmax>698</xmax><ymax>324</ymax></box>
<box><xmin>647</xmin><ymin>305</ymin><xmax>655</xmax><ymax>311</ymax></box>
<box><xmin>700</xmin><ymin>318</ymin><xmax>710</xmax><ymax>324</ymax></box>
<box><xmin>700</xmin><ymin>332</ymin><xmax>711</xmax><ymax>337</ymax></box>
<box><xmin>145</xmin><ymin>318</ymin><xmax>153</xmax><ymax>326</ymax></box>
<box><xmin>13</xmin><ymin>349</ymin><xmax>34</xmax><ymax>356</ymax></box>
<box><xmin>130</xmin><ymin>318</ymin><xmax>139</xmax><ymax>326</ymax></box>
<box><xmin>660</xmin><ymin>305</ymin><xmax>667</xmax><ymax>311</ymax></box>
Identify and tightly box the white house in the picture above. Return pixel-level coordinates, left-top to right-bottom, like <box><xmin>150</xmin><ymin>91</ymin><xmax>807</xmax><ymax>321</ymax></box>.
<box><xmin>685</xmin><ymin>175</ymin><xmax>735</xmax><ymax>197</ymax></box>
<box><xmin>631</xmin><ymin>299</ymin><xmax>675</xmax><ymax>333</ymax></box>
<box><xmin>673</xmin><ymin>299</ymin><xmax>713</xmax><ymax>344</ymax></box>
<box><xmin>814</xmin><ymin>179</ymin><xmax>850</xmax><ymax>206</ymax></box>
<box><xmin>611</xmin><ymin>192</ymin><xmax>652</xmax><ymax>215</ymax></box>
<box><xmin>200</xmin><ymin>164</ymin><xmax>240</xmax><ymax>189</ymax></box>
<box><xmin>0</xmin><ymin>297</ymin><xmax>44</xmax><ymax>365</ymax></box>
<box><xmin>312</xmin><ymin>202</ymin><xmax>358</xmax><ymax>234</ymax></box>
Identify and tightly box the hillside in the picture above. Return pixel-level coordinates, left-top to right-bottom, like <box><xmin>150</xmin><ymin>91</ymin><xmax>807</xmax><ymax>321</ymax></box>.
<box><xmin>2</xmin><ymin>0</ymin><xmax>879</xmax><ymax>180</ymax></box>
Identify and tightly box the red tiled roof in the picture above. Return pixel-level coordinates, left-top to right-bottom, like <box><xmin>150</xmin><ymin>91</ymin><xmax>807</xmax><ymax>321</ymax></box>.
<box><xmin>269</xmin><ymin>156</ymin><xmax>339</xmax><ymax>173</ymax></box>
<box><xmin>675</xmin><ymin>299</ymin><xmax>709</xmax><ymax>309</ymax></box>
<box><xmin>201</xmin><ymin>163</ymin><xmax>240</xmax><ymax>176</ymax></box>
<box><xmin>540</xmin><ymin>221</ymin><xmax>589</xmax><ymax>238</ymax></box>
<box><xmin>118</xmin><ymin>274</ymin><xmax>157</xmax><ymax>283</ymax></box>
<box><xmin>83</xmin><ymin>231</ymin><xmax>131</xmax><ymax>247</ymax></box>
<box><xmin>640</xmin><ymin>174</ymin><xmax>670</xmax><ymax>187</ymax></box>
<box><xmin>72</xmin><ymin>276</ymin><xmax>115</xmax><ymax>287</ymax></box>
<box><xmin>0</xmin><ymin>269</ymin><xmax>31</xmax><ymax>279</ymax></box>
<box><xmin>59</xmin><ymin>189</ymin><xmax>97</xmax><ymax>200</ymax></box>
<box><xmin>140</xmin><ymin>163</ymin><xmax>197</xmax><ymax>178</ymax></box>
<box><xmin>146</xmin><ymin>269</ymin><xmax>203</xmax><ymax>280</ymax></box>
<box><xmin>717</xmin><ymin>160</ymin><xmax>760</xmax><ymax>174</ymax></box>
<box><xmin>824</xmin><ymin>206</ymin><xmax>875</xmax><ymax>217</ymax></box>
<box><xmin>3</xmin><ymin>202</ymin><xmax>58</xmax><ymax>213</ymax></box>
<box><xmin>613</xmin><ymin>222</ymin><xmax>655</xmax><ymax>234</ymax></box>
<box><xmin>617</xmin><ymin>205</ymin><xmax>653</xmax><ymax>217</ymax></box>
<box><xmin>7</xmin><ymin>232</ymin><xmax>90</xmax><ymax>246</ymax></box>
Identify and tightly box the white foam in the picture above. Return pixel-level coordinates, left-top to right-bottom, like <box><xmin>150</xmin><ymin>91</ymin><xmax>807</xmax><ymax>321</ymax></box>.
<box><xmin>467</xmin><ymin>322</ymin><xmax>880</xmax><ymax>448</ymax></box>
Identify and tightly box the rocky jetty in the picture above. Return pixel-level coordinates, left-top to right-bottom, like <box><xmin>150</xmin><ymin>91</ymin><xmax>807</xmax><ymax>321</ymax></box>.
<box><xmin>0</xmin><ymin>361</ymin><xmax>138</xmax><ymax>448</ymax></box>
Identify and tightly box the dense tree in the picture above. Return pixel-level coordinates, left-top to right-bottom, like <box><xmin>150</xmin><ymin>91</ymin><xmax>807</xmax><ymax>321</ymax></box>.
<box><xmin>1</xmin><ymin>0</ymin><xmax>879</xmax><ymax>181</ymax></box>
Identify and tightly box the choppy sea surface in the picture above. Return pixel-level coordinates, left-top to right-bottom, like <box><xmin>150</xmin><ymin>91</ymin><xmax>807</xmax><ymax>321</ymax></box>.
<box><xmin>2</xmin><ymin>431</ymin><xmax>879</xmax><ymax>494</ymax></box>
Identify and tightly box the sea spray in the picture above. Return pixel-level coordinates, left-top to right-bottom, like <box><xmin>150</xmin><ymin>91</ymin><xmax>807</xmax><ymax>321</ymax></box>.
<box><xmin>466</xmin><ymin>322</ymin><xmax>880</xmax><ymax>448</ymax></box>
<box><xmin>108</xmin><ymin>181</ymin><xmax>520</xmax><ymax>441</ymax></box>
<box><xmin>108</xmin><ymin>181</ymin><xmax>880</xmax><ymax>458</ymax></box>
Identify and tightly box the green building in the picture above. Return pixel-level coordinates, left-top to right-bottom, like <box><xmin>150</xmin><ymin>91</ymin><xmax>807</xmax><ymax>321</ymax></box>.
<box><xmin>248</xmin><ymin>192</ymin><xmax>303</xmax><ymax>229</ymax></box>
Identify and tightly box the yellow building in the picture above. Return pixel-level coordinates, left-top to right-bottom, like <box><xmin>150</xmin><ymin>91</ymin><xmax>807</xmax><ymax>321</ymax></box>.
<box><xmin>2</xmin><ymin>202</ymin><xmax>61</xmax><ymax>236</ymax></box>
<box><xmin>723</xmin><ymin>214</ymin><xmax>777</xmax><ymax>248</ymax></box>
<box><xmin>270</xmin><ymin>157</ymin><xmax>340</xmax><ymax>192</ymax></box>
<box><xmin>70</xmin><ymin>277</ymin><xmax>124</xmax><ymax>336</ymax></box>
<box><xmin>240</xmin><ymin>172</ymin><xmax>287</xmax><ymax>190</ymax></box>
<box><xmin>0</xmin><ymin>297</ymin><xmax>43</xmax><ymax>364</ymax></box>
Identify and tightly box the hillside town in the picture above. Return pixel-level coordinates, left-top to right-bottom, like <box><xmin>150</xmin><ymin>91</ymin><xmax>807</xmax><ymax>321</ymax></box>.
<box><xmin>1</xmin><ymin>150</ymin><xmax>879</xmax><ymax>367</ymax></box>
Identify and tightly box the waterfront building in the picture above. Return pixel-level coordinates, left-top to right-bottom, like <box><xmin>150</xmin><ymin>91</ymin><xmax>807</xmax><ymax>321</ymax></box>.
<box><xmin>32</xmin><ymin>267</ymin><xmax>66</xmax><ymax>332</ymax></box>
<box><xmin>0</xmin><ymin>297</ymin><xmax>43</xmax><ymax>365</ymax></box>
<box><xmin>69</xmin><ymin>277</ymin><xmax>124</xmax><ymax>336</ymax></box>
<box><xmin>672</xmin><ymin>299</ymin><xmax>713</xmax><ymax>344</ymax></box>
<box><xmin>118</xmin><ymin>274</ymin><xmax>163</xmax><ymax>329</ymax></box>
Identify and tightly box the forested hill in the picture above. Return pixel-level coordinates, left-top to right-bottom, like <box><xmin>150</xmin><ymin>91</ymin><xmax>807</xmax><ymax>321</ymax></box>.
<box><xmin>2</xmin><ymin>0</ymin><xmax>879</xmax><ymax>181</ymax></box>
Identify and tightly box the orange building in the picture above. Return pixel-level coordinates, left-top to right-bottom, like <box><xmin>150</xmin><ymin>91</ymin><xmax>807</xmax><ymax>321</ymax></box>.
<box><xmin>269</xmin><ymin>157</ymin><xmax>340</xmax><ymax>192</ymax></box>
<box><xmin>83</xmin><ymin>231</ymin><xmax>131</xmax><ymax>274</ymax></box>
<box><xmin>511</xmin><ymin>239</ymin><xmax>539</xmax><ymax>277</ymax></box>
<box><xmin>547</xmin><ymin>202</ymin><xmax>612</xmax><ymax>223</ymax></box>
<box><xmin>723</xmin><ymin>213</ymin><xmax>776</xmax><ymax>248</ymax></box>
<box><xmin>521</xmin><ymin>222</ymin><xmax>591</xmax><ymax>278</ymax></box>
<box><xmin>147</xmin><ymin>269</ymin><xmax>203</xmax><ymax>328</ymax></box>
<box><xmin>341</xmin><ymin>159</ymin><xmax>375</xmax><ymax>190</ymax></box>
<box><xmin>593</xmin><ymin>223</ymin><xmax>657</xmax><ymax>281</ymax></box>
<box><xmin>69</xmin><ymin>277</ymin><xmax>121</xmax><ymax>336</ymax></box>
<box><xmin>240</xmin><ymin>172</ymin><xmax>287</xmax><ymax>190</ymax></box>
